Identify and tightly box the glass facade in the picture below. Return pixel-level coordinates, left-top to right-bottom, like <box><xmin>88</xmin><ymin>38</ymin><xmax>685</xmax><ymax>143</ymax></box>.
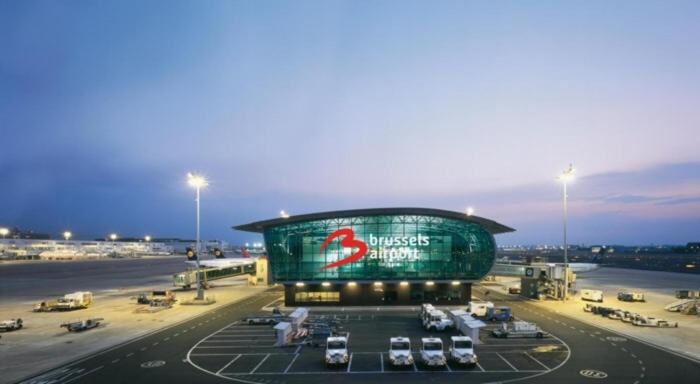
<box><xmin>263</xmin><ymin>214</ymin><xmax>496</xmax><ymax>282</ymax></box>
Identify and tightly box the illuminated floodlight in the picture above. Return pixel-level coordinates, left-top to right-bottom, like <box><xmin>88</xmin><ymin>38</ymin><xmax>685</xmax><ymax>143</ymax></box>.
<box><xmin>465</xmin><ymin>207</ymin><xmax>475</xmax><ymax>216</ymax></box>
<box><xmin>144</xmin><ymin>235</ymin><xmax>151</xmax><ymax>242</ymax></box>
<box><xmin>280</xmin><ymin>210</ymin><xmax>290</xmax><ymax>219</ymax></box>
<box><xmin>557</xmin><ymin>163</ymin><xmax>576</xmax><ymax>183</ymax></box>
<box><xmin>187</xmin><ymin>172</ymin><xmax>208</xmax><ymax>189</ymax></box>
<box><xmin>321</xmin><ymin>282</ymin><xmax>331</xmax><ymax>287</ymax></box>
<box><xmin>347</xmin><ymin>281</ymin><xmax>357</xmax><ymax>287</ymax></box>
<box><xmin>425</xmin><ymin>281</ymin><xmax>435</xmax><ymax>286</ymax></box>
<box><xmin>63</xmin><ymin>231</ymin><xmax>72</xmax><ymax>241</ymax></box>
<box><xmin>399</xmin><ymin>281</ymin><xmax>409</xmax><ymax>287</ymax></box>
<box><xmin>374</xmin><ymin>281</ymin><xmax>383</xmax><ymax>287</ymax></box>
<box><xmin>451</xmin><ymin>281</ymin><xmax>460</xmax><ymax>286</ymax></box>
<box><xmin>0</xmin><ymin>228</ymin><xmax>9</xmax><ymax>238</ymax></box>
<box><xmin>109</xmin><ymin>233</ymin><xmax>118</xmax><ymax>241</ymax></box>
<box><xmin>295</xmin><ymin>282</ymin><xmax>305</xmax><ymax>287</ymax></box>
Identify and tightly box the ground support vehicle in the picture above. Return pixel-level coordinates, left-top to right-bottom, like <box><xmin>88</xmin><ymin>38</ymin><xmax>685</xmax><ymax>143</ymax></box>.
<box><xmin>388</xmin><ymin>337</ymin><xmax>414</xmax><ymax>367</ymax></box>
<box><xmin>618</xmin><ymin>291</ymin><xmax>645</xmax><ymax>302</ymax></box>
<box><xmin>245</xmin><ymin>313</ymin><xmax>284</xmax><ymax>325</ymax></box>
<box><xmin>138</xmin><ymin>290</ymin><xmax>177</xmax><ymax>307</ymax></box>
<box><xmin>508</xmin><ymin>286</ymin><xmax>521</xmax><ymax>294</ymax></box>
<box><xmin>325</xmin><ymin>335</ymin><xmax>349</xmax><ymax>366</ymax></box>
<box><xmin>61</xmin><ymin>318</ymin><xmax>103</xmax><ymax>332</ymax></box>
<box><xmin>420</xmin><ymin>337</ymin><xmax>446</xmax><ymax>367</ymax></box>
<box><xmin>581</xmin><ymin>289</ymin><xmax>604</xmax><ymax>302</ymax></box>
<box><xmin>466</xmin><ymin>301</ymin><xmax>494</xmax><ymax>317</ymax></box>
<box><xmin>448</xmin><ymin>336</ymin><xmax>477</xmax><ymax>366</ymax></box>
<box><xmin>34</xmin><ymin>291</ymin><xmax>93</xmax><ymax>312</ymax></box>
<box><xmin>423</xmin><ymin>309</ymin><xmax>454</xmax><ymax>331</ymax></box>
<box><xmin>632</xmin><ymin>316</ymin><xmax>678</xmax><ymax>328</ymax></box>
<box><xmin>492</xmin><ymin>321</ymin><xmax>546</xmax><ymax>339</ymax></box>
<box><xmin>0</xmin><ymin>318</ymin><xmax>23</xmax><ymax>331</ymax></box>
<box><xmin>483</xmin><ymin>306</ymin><xmax>514</xmax><ymax>322</ymax></box>
<box><xmin>675</xmin><ymin>290</ymin><xmax>700</xmax><ymax>299</ymax></box>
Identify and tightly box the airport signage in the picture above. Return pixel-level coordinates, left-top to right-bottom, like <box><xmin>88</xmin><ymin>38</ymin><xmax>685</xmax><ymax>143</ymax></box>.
<box><xmin>319</xmin><ymin>228</ymin><xmax>430</xmax><ymax>270</ymax></box>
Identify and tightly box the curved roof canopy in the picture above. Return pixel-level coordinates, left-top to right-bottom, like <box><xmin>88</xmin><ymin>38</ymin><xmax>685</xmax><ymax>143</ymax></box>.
<box><xmin>234</xmin><ymin>207</ymin><xmax>515</xmax><ymax>235</ymax></box>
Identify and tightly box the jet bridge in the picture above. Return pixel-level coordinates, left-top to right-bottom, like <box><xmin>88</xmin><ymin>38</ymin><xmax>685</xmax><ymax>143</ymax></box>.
<box><xmin>488</xmin><ymin>263</ymin><xmax>574</xmax><ymax>300</ymax></box>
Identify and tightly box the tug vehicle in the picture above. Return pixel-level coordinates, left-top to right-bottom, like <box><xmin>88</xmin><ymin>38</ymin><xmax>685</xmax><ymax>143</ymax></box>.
<box><xmin>0</xmin><ymin>318</ymin><xmax>23</xmax><ymax>331</ymax></box>
<box><xmin>61</xmin><ymin>318</ymin><xmax>103</xmax><ymax>332</ymax></box>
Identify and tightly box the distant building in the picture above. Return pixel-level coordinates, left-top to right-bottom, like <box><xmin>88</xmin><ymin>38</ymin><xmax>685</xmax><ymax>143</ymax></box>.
<box><xmin>688</xmin><ymin>243</ymin><xmax>700</xmax><ymax>253</ymax></box>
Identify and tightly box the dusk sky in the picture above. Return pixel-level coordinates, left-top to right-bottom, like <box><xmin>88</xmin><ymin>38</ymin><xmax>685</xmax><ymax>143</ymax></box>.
<box><xmin>1</xmin><ymin>1</ymin><xmax>699</xmax><ymax>246</ymax></box>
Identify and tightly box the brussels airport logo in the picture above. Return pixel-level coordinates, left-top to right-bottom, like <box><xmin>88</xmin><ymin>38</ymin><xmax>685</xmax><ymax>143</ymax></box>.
<box><xmin>319</xmin><ymin>228</ymin><xmax>429</xmax><ymax>270</ymax></box>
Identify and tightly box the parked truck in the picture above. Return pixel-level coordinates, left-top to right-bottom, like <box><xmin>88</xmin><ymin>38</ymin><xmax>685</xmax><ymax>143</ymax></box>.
<box><xmin>466</xmin><ymin>301</ymin><xmax>494</xmax><ymax>317</ymax></box>
<box><xmin>483</xmin><ymin>306</ymin><xmax>514</xmax><ymax>322</ymax></box>
<box><xmin>448</xmin><ymin>336</ymin><xmax>477</xmax><ymax>366</ymax></box>
<box><xmin>420</xmin><ymin>337</ymin><xmax>446</xmax><ymax>367</ymax></box>
<box><xmin>492</xmin><ymin>321</ymin><xmax>546</xmax><ymax>338</ymax></box>
<box><xmin>388</xmin><ymin>337</ymin><xmax>414</xmax><ymax>367</ymax></box>
<box><xmin>325</xmin><ymin>335</ymin><xmax>349</xmax><ymax>366</ymax></box>
<box><xmin>422</xmin><ymin>309</ymin><xmax>454</xmax><ymax>331</ymax></box>
<box><xmin>581</xmin><ymin>289</ymin><xmax>604</xmax><ymax>302</ymax></box>
<box><xmin>618</xmin><ymin>291</ymin><xmax>645</xmax><ymax>302</ymax></box>
<box><xmin>34</xmin><ymin>291</ymin><xmax>93</xmax><ymax>312</ymax></box>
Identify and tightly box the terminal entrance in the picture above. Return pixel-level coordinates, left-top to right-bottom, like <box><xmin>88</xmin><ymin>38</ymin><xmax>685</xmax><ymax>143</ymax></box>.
<box><xmin>284</xmin><ymin>282</ymin><xmax>472</xmax><ymax>306</ymax></box>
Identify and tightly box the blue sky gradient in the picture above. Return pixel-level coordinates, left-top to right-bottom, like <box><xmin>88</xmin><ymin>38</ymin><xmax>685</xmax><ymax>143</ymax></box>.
<box><xmin>1</xmin><ymin>1</ymin><xmax>699</xmax><ymax>245</ymax></box>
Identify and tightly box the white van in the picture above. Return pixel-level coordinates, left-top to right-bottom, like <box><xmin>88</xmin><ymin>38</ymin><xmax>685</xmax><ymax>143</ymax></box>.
<box><xmin>581</xmin><ymin>289</ymin><xmax>604</xmax><ymax>302</ymax></box>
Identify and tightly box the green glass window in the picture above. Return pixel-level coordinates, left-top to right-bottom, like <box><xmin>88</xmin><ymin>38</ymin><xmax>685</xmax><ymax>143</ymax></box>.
<box><xmin>263</xmin><ymin>214</ymin><xmax>496</xmax><ymax>282</ymax></box>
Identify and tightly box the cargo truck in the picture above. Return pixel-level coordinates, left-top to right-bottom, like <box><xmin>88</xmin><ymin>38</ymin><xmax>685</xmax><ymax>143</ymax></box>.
<box><xmin>581</xmin><ymin>289</ymin><xmax>604</xmax><ymax>302</ymax></box>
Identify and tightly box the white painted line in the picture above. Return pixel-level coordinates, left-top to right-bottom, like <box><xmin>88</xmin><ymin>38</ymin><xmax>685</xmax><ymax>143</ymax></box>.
<box><xmin>284</xmin><ymin>353</ymin><xmax>300</xmax><ymax>373</ymax></box>
<box><xmin>283</xmin><ymin>353</ymin><xmax>300</xmax><ymax>374</ymax></box>
<box><xmin>111</xmin><ymin>359</ymin><xmax>120</xmax><ymax>364</ymax></box>
<box><xmin>140</xmin><ymin>347</ymin><xmax>147</xmax><ymax>352</ymax></box>
<box><xmin>216</xmin><ymin>354</ymin><xmax>242</xmax><ymax>374</ymax></box>
<box><xmin>445</xmin><ymin>361</ymin><xmax>452</xmax><ymax>372</ymax></box>
<box><xmin>126</xmin><ymin>353</ymin><xmax>134</xmax><ymax>358</ymax></box>
<box><xmin>496</xmin><ymin>353</ymin><xmax>518</xmax><ymax>371</ymax></box>
<box><xmin>347</xmin><ymin>353</ymin><xmax>353</xmax><ymax>372</ymax></box>
<box><xmin>249</xmin><ymin>354</ymin><xmax>270</xmax><ymax>374</ymax></box>
<box><xmin>62</xmin><ymin>366</ymin><xmax>103</xmax><ymax>384</ymax></box>
<box><xmin>379</xmin><ymin>352</ymin><xmax>384</xmax><ymax>372</ymax></box>
<box><xmin>164</xmin><ymin>337</ymin><xmax>170</xmax><ymax>341</ymax></box>
<box><xmin>476</xmin><ymin>362</ymin><xmax>486</xmax><ymax>372</ymax></box>
<box><xmin>294</xmin><ymin>345</ymin><xmax>301</xmax><ymax>354</ymax></box>
<box><xmin>524</xmin><ymin>352</ymin><xmax>550</xmax><ymax>371</ymax></box>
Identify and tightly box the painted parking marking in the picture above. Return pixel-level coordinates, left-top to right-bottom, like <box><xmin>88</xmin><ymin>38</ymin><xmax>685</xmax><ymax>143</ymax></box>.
<box><xmin>524</xmin><ymin>352</ymin><xmax>550</xmax><ymax>370</ymax></box>
<box><xmin>284</xmin><ymin>354</ymin><xmax>300</xmax><ymax>373</ymax></box>
<box><xmin>496</xmin><ymin>352</ymin><xmax>518</xmax><ymax>371</ymax></box>
<box><xmin>249</xmin><ymin>354</ymin><xmax>270</xmax><ymax>374</ymax></box>
<box><xmin>216</xmin><ymin>354</ymin><xmax>241</xmax><ymax>374</ymax></box>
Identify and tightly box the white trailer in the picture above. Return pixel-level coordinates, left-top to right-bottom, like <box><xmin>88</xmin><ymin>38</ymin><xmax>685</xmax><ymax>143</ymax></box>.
<box><xmin>581</xmin><ymin>289</ymin><xmax>604</xmax><ymax>303</ymax></box>
<box><xmin>466</xmin><ymin>301</ymin><xmax>494</xmax><ymax>317</ymax></box>
<box><xmin>492</xmin><ymin>321</ymin><xmax>546</xmax><ymax>339</ymax></box>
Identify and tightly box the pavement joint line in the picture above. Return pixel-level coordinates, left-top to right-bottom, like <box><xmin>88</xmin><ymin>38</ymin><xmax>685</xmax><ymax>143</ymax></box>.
<box><xmin>284</xmin><ymin>353</ymin><xmax>300</xmax><ymax>373</ymax></box>
<box><xmin>249</xmin><ymin>354</ymin><xmax>271</xmax><ymax>374</ymax></box>
<box><xmin>216</xmin><ymin>354</ymin><xmax>242</xmax><ymax>375</ymax></box>
<box><xmin>524</xmin><ymin>352</ymin><xmax>550</xmax><ymax>371</ymax></box>
<box><xmin>496</xmin><ymin>352</ymin><xmax>518</xmax><ymax>371</ymax></box>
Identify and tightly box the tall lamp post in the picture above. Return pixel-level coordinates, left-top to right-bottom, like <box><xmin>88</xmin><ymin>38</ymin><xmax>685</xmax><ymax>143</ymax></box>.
<box><xmin>0</xmin><ymin>228</ymin><xmax>9</xmax><ymax>239</ymax></box>
<box><xmin>557</xmin><ymin>164</ymin><xmax>575</xmax><ymax>300</ymax></box>
<box><xmin>63</xmin><ymin>231</ymin><xmax>72</xmax><ymax>241</ymax></box>
<box><xmin>188</xmin><ymin>172</ymin><xmax>208</xmax><ymax>301</ymax></box>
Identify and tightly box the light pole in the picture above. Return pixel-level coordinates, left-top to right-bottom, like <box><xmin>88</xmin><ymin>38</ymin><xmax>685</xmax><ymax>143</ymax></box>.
<box><xmin>0</xmin><ymin>228</ymin><xmax>9</xmax><ymax>239</ymax></box>
<box><xmin>144</xmin><ymin>235</ymin><xmax>151</xmax><ymax>242</ymax></box>
<box><xmin>63</xmin><ymin>231</ymin><xmax>72</xmax><ymax>241</ymax></box>
<box><xmin>188</xmin><ymin>172</ymin><xmax>208</xmax><ymax>300</ymax></box>
<box><xmin>557</xmin><ymin>164</ymin><xmax>575</xmax><ymax>300</ymax></box>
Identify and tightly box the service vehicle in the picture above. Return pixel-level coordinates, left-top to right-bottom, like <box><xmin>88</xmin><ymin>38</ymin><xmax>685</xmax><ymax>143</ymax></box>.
<box><xmin>423</xmin><ymin>309</ymin><xmax>454</xmax><ymax>331</ymax></box>
<box><xmin>675</xmin><ymin>290</ymin><xmax>699</xmax><ymax>299</ymax></box>
<box><xmin>581</xmin><ymin>289</ymin><xmax>604</xmax><ymax>302</ymax></box>
<box><xmin>484</xmin><ymin>306</ymin><xmax>514</xmax><ymax>322</ymax></box>
<box><xmin>420</xmin><ymin>337</ymin><xmax>446</xmax><ymax>367</ymax></box>
<box><xmin>466</xmin><ymin>301</ymin><xmax>494</xmax><ymax>317</ymax></box>
<box><xmin>607</xmin><ymin>309</ymin><xmax>625</xmax><ymax>320</ymax></box>
<box><xmin>35</xmin><ymin>291</ymin><xmax>93</xmax><ymax>312</ymax></box>
<box><xmin>137</xmin><ymin>290</ymin><xmax>177</xmax><ymax>306</ymax></box>
<box><xmin>492</xmin><ymin>321</ymin><xmax>546</xmax><ymax>338</ymax></box>
<box><xmin>508</xmin><ymin>286</ymin><xmax>521</xmax><ymax>294</ymax></box>
<box><xmin>593</xmin><ymin>306</ymin><xmax>616</xmax><ymax>316</ymax></box>
<box><xmin>61</xmin><ymin>318</ymin><xmax>103</xmax><ymax>332</ymax></box>
<box><xmin>632</xmin><ymin>316</ymin><xmax>678</xmax><ymax>328</ymax></box>
<box><xmin>325</xmin><ymin>336</ymin><xmax>349</xmax><ymax>366</ymax></box>
<box><xmin>618</xmin><ymin>291</ymin><xmax>645</xmax><ymax>302</ymax></box>
<box><xmin>448</xmin><ymin>336</ymin><xmax>477</xmax><ymax>366</ymax></box>
<box><xmin>583</xmin><ymin>304</ymin><xmax>596</xmax><ymax>312</ymax></box>
<box><xmin>0</xmin><ymin>318</ymin><xmax>23</xmax><ymax>331</ymax></box>
<box><xmin>245</xmin><ymin>312</ymin><xmax>284</xmax><ymax>325</ymax></box>
<box><xmin>388</xmin><ymin>337</ymin><xmax>414</xmax><ymax>367</ymax></box>
<box><xmin>620</xmin><ymin>311</ymin><xmax>638</xmax><ymax>323</ymax></box>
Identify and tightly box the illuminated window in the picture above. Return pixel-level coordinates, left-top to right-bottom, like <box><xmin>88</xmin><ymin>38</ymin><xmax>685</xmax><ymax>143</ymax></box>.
<box><xmin>294</xmin><ymin>291</ymin><xmax>340</xmax><ymax>303</ymax></box>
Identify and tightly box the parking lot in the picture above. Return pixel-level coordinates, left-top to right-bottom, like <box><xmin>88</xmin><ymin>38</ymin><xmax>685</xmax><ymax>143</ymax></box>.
<box><xmin>187</xmin><ymin>310</ymin><xmax>569</xmax><ymax>383</ymax></box>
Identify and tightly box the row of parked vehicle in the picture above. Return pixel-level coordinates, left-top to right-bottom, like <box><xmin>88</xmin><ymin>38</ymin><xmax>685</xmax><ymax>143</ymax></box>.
<box><xmin>583</xmin><ymin>304</ymin><xmax>678</xmax><ymax>327</ymax></box>
<box><xmin>324</xmin><ymin>335</ymin><xmax>478</xmax><ymax>368</ymax></box>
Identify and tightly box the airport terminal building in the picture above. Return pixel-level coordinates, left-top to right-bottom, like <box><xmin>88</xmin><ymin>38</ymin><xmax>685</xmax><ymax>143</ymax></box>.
<box><xmin>235</xmin><ymin>208</ymin><xmax>514</xmax><ymax>306</ymax></box>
